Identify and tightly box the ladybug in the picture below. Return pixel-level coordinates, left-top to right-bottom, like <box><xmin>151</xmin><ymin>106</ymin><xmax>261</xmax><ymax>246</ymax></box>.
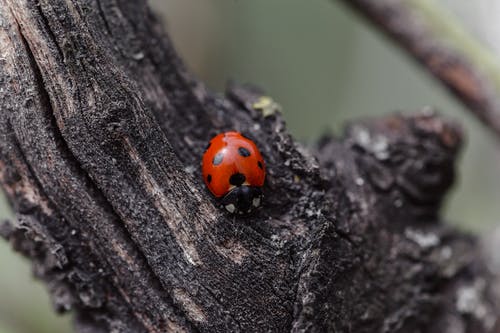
<box><xmin>202</xmin><ymin>131</ymin><xmax>266</xmax><ymax>214</ymax></box>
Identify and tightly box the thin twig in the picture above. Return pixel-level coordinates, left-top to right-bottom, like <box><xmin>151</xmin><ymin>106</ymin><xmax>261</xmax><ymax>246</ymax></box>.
<box><xmin>340</xmin><ymin>0</ymin><xmax>500</xmax><ymax>140</ymax></box>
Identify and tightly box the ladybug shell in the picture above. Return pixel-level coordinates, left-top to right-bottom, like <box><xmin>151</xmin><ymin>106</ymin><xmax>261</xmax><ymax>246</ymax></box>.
<box><xmin>202</xmin><ymin>131</ymin><xmax>265</xmax><ymax>197</ymax></box>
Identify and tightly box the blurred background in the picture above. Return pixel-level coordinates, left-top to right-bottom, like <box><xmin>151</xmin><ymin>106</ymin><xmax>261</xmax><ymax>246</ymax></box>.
<box><xmin>1</xmin><ymin>1</ymin><xmax>499</xmax><ymax>332</ymax></box>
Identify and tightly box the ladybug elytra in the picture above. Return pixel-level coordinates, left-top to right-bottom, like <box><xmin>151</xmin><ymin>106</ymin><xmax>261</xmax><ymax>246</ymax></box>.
<box><xmin>202</xmin><ymin>131</ymin><xmax>265</xmax><ymax>214</ymax></box>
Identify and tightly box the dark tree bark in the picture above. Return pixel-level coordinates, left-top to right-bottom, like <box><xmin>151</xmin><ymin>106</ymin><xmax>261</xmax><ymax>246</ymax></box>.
<box><xmin>0</xmin><ymin>1</ymin><xmax>498</xmax><ymax>332</ymax></box>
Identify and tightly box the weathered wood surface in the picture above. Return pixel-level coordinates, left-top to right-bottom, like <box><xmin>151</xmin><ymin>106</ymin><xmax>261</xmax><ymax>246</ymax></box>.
<box><xmin>0</xmin><ymin>1</ymin><xmax>498</xmax><ymax>332</ymax></box>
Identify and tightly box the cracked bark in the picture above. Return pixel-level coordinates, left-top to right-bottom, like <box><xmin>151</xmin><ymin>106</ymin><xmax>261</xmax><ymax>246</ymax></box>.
<box><xmin>0</xmin><ymin>1</ymin><xmax>498</xmax><ymax>332</ymax></box>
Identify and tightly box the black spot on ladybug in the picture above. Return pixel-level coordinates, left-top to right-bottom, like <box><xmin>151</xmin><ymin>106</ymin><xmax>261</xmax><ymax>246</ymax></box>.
<box><xmin>238</xmin><ymin>147</ymin><xmax>251</xmax><ymax>157</ymax></box>
<box><xmin>229</xmin><ymin>173</ymin><xmax>246</xmax><ymax>186</ymax></box>
<box><xmin>207</xmin><ymin>174</ymin><xmax>212</xmax><ymax>183</ymax></box>
<box><xmin>212</xmin><ymin>152</ymin><xmax>224</xmax><ymax>166</ymax></box>
<box><xmin>258</xmin><ymin>161</ymin><xmax>263</xmax><ymax>170</ymax></box>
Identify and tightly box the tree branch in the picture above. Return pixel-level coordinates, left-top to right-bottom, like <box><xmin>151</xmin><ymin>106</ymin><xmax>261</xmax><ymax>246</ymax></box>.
<box><xmin>339</xmin><ymin>0</ymin><xmax>500</xmax><ymax>140</ymax></box>
<box><xmin>0</xmin><ymin>0</ymin><xmax>498</xmax><ymax>332</ymax></box>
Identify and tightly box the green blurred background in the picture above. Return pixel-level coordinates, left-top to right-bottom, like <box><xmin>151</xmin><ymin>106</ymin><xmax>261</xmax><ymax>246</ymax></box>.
<box><xmin>1</xmin><ymin>1</ymin><xmax>499</xmax><ymax>332</ymax></box>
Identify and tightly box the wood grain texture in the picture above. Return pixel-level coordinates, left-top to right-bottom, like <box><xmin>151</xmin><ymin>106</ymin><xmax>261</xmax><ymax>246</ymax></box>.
<box><xmin>0</xmin><ymin>0</ymin><xmax>498</xmax><ymax>332</ymax></box>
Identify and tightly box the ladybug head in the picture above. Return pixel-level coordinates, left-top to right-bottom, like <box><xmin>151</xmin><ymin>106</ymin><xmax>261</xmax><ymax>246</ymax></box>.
<box><xmin>221</xmin><ymin>186</ymin><xmax>263</xmax><ymax>214</ymax></box>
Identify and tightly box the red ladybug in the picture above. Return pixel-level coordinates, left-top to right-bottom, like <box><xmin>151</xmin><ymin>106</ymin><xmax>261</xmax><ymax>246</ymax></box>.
<box><xmin>202</xmin><ymin>131</ymin><xmax>265</xmax><ymax>214</ymax></box>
